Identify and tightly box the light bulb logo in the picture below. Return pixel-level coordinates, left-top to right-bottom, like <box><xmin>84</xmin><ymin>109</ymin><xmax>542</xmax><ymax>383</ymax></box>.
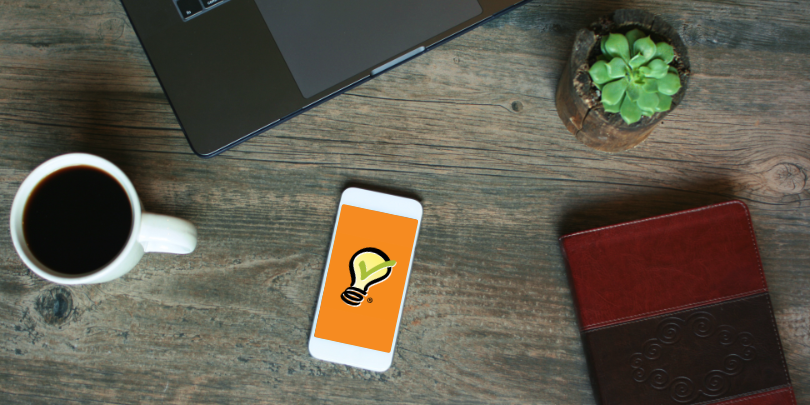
<box><xmin>341</xmin><ymin>247</ymin><xmax>396</xmax><ymax>307</ymax></box>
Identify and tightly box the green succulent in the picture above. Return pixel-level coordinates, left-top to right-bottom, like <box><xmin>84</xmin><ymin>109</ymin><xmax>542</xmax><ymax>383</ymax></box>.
<box><xmin>589</xmin><ymin>29</ymin><xmax>682</xmax><ymax>125</ymax></box>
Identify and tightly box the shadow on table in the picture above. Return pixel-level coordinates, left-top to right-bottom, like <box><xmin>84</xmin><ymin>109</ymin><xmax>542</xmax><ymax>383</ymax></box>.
<box><xmin>555</xmin><ymin>179</ymin><xmax>740</xmax><ymax>237</ymax></box>
<box><xmin>342</xmin><ymin>180</ymin><xmax>423</xmax><ymax>203</ymax></box>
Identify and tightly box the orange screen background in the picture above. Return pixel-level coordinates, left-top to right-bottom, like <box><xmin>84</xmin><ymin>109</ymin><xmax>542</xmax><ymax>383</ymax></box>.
<box><xmin>314</xmin><ymin>204</ymin><xmax>418</xmax><ymax>352</ymax></box>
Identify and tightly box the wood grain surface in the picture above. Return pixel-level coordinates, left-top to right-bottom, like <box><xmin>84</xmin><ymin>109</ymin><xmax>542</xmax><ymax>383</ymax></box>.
<box><xmin>1</xmin><ymin>0</ymin><xmax>808</xmax><ymax>403</ymax></box>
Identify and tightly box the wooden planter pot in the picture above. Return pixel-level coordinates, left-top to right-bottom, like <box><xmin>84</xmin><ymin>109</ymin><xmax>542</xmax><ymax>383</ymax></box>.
<box><xmin>556</xmin><ymin>9</ymin><xmax>691</xmax><ymax>152</ymax></box>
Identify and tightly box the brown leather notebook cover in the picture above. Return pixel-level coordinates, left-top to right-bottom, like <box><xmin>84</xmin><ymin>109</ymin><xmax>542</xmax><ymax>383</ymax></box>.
<box><xmin>559</xmin><ymin>201</ymin><xmax>796</xmax><ymax>405</ymax></box>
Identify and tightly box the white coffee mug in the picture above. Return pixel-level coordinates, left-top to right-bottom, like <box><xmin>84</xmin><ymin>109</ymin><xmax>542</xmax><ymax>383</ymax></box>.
<box><xmin>10</xmin><ymin>153</ymin><xmax>197</xmax><ymax>285</ymax></box>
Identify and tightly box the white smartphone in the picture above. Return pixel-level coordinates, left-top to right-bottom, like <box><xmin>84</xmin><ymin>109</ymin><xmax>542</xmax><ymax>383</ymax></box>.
<box><xmin>309</xmin><ymin>187</ymin><xmax>422</xmax><ymax>372</ymax></box>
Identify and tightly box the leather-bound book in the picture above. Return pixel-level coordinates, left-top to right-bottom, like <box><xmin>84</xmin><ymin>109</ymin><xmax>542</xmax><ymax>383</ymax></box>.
<box><xmin>560</xmin><ymin>201</ymin><xmax>796</xmax><ymax>405</ymax></box>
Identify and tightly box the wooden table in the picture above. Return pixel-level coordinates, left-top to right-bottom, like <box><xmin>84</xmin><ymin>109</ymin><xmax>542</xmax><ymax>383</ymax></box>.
<box><xmin>1</xmin><ymin>0</ymin><xmax>808</xmax><ymax>403</ymax></box>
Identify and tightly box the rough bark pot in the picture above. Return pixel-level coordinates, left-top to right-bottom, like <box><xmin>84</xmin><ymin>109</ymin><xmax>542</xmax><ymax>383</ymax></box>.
<box><xmin>556</xmin><ymin>9</ymin><xmax>691</xmax><ymax>152</ymax></box>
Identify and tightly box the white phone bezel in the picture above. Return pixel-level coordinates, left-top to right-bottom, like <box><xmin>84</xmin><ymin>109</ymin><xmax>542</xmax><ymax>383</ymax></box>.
<box><xmin>308</xmin><ymin>187</ymin><xmax>422</xmax><ymax>372</ymax></box>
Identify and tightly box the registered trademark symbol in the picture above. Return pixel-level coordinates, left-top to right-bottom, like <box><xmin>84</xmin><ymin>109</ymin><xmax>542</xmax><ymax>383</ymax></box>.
<box><xmin>367</xmin><ymin>297</ymin><xmax>373</xmax><ymax>303</ymax></box>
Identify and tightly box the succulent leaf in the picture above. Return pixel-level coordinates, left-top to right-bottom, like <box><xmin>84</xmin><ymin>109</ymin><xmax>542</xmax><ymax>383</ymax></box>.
<box><xmin>602</xmin><ymin>78</ymin><xmax>628</xmax><ymax>106</ymax></box>
<box><xmin>605</xmin><ymin>33</ymin><xmax>630</xmax><ymax>62</ymax></box>
<box><xmin>625</xmin><ymin>29</ymin><xmax>645</xmax><ymax>51</ymax></box>
<box><xmin>603</xmin><ymin>98</ymin><xmax>622</xmax><ymax>113</ymax></box>
<box><xmin>606</xmin><ymin>58</ymin><xmax>628</xmax><ymax>79</ymax></box>
<box><xmin>655</xmin><ymin>43</ymin><xmax>675</xmax><ymax>64</ymax></box>
<box><xmin>589</xmin><ymin>60</ymin><xmax>612</xmax><ymax>84</ymax></box>
<box><xmin>628</xmin><ymin>54</ymin><xmax>644</xmax><ymax>70</ymax></box>
<box><xmin>642</xmin><ymin>78</ymin><xmax>658</xmax><ymax>93</ymax></box>
<box><xmin>626</xmin><ymin>81</ymin><xmax>642</xmax><ymax>102</ymax></box>
<box><xmin>630</xmin><ymin>36</ymin><xmax>656</xmax><ymax>69</ymax></box>
<box><xmin>655</xmin><ymin>94</ymin><xmax>673</xmax><ymax>112</ymax></box>
<box><xmin>620</xmin><ymin>96</ymin><xmax>642</xmax><ymax>124</ymax></box>
<box><xmin>589</xmin><ymin>29</ymin><xmax>682</xmax><ymax>124</ymax></box>
<box><xmin>638</xmin><ymin>91</ymin><xmax>660</xmax><ymax>114</ymax></box>
<box><xmin>638</xmin><ymin>66</ymin><xmax>652</xmax><ymax>77</ymax></box>
<box><xmin>642</xmin><ymin>59</ymin><xmax>668</xmax><ymax>79</ymax></box>
<box><xmin>658</xmin><ymin>73</ymin><xmax>682</xmax><ymax>96</ymax></box>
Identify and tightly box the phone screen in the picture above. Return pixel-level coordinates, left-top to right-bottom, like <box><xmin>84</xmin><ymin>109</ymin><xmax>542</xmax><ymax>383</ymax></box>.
<box><xmin>314</xmin><ymin>204</ymin><xmax>419</xmax><ymax>352</ymax></box>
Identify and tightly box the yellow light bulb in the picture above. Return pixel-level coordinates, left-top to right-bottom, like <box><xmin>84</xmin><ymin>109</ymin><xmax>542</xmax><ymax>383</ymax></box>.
<box><xmin>341</xmin><ymin>248</ymin><xmax>396</xmax><ymax>307</ymax></box>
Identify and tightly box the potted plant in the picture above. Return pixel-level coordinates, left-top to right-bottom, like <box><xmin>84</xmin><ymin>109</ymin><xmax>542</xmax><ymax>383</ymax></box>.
<box><xmin>556</xmin><ymin>10</ymin><xmax>691</xmax><ymax>152</ymax></box>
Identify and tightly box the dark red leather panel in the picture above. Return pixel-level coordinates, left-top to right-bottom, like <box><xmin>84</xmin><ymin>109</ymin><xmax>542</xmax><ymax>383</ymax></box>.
<box><xmin>711</xmin><ymin>387</ymin><xmax>795</xmax><ymax>405</ymax></box>
<box><xmin>560</xmin><ymin>201</ymin><xmax>767</xmax><ymax>331</ymax></box>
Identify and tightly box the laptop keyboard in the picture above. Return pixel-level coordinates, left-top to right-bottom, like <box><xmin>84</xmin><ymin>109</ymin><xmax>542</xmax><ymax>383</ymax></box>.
<box><xmin>175</xmin><ymin>0</ymin><xmax>228</xmax><ymax>21</ymax></box>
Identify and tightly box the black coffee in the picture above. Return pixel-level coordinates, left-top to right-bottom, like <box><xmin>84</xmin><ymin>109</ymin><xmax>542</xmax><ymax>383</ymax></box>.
<box><xmin>23</xmin><ymin>166</ymin><xmax>133</xmax><ymax>275</ymax></box>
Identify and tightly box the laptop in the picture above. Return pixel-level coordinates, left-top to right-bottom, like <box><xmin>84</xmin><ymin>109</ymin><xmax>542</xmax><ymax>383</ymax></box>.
<box><xmin>121</xmin><ymin>0</ymin><xmax>530</xmax><ymax>157</ymax></box>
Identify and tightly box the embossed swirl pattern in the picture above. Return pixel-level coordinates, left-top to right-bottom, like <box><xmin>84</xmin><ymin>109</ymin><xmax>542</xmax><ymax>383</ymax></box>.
<box><xmin>629</xmin><ymin>312</ymin><xmax>757</xmax><ymax>403</ymax></box>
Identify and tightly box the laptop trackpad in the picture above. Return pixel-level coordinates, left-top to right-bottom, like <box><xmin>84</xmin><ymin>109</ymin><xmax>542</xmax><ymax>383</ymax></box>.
<box><xmin>255</xmin><ymin>0</ymin><xmax>482</xmax><ymax>99</ymax></box>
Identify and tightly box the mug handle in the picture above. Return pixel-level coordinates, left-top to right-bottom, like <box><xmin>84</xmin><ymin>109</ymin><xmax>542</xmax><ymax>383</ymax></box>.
<box><xmin>138</xmin><ymin>213</ymin><xmax>198</xmax><ymax>254</ymax></box>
